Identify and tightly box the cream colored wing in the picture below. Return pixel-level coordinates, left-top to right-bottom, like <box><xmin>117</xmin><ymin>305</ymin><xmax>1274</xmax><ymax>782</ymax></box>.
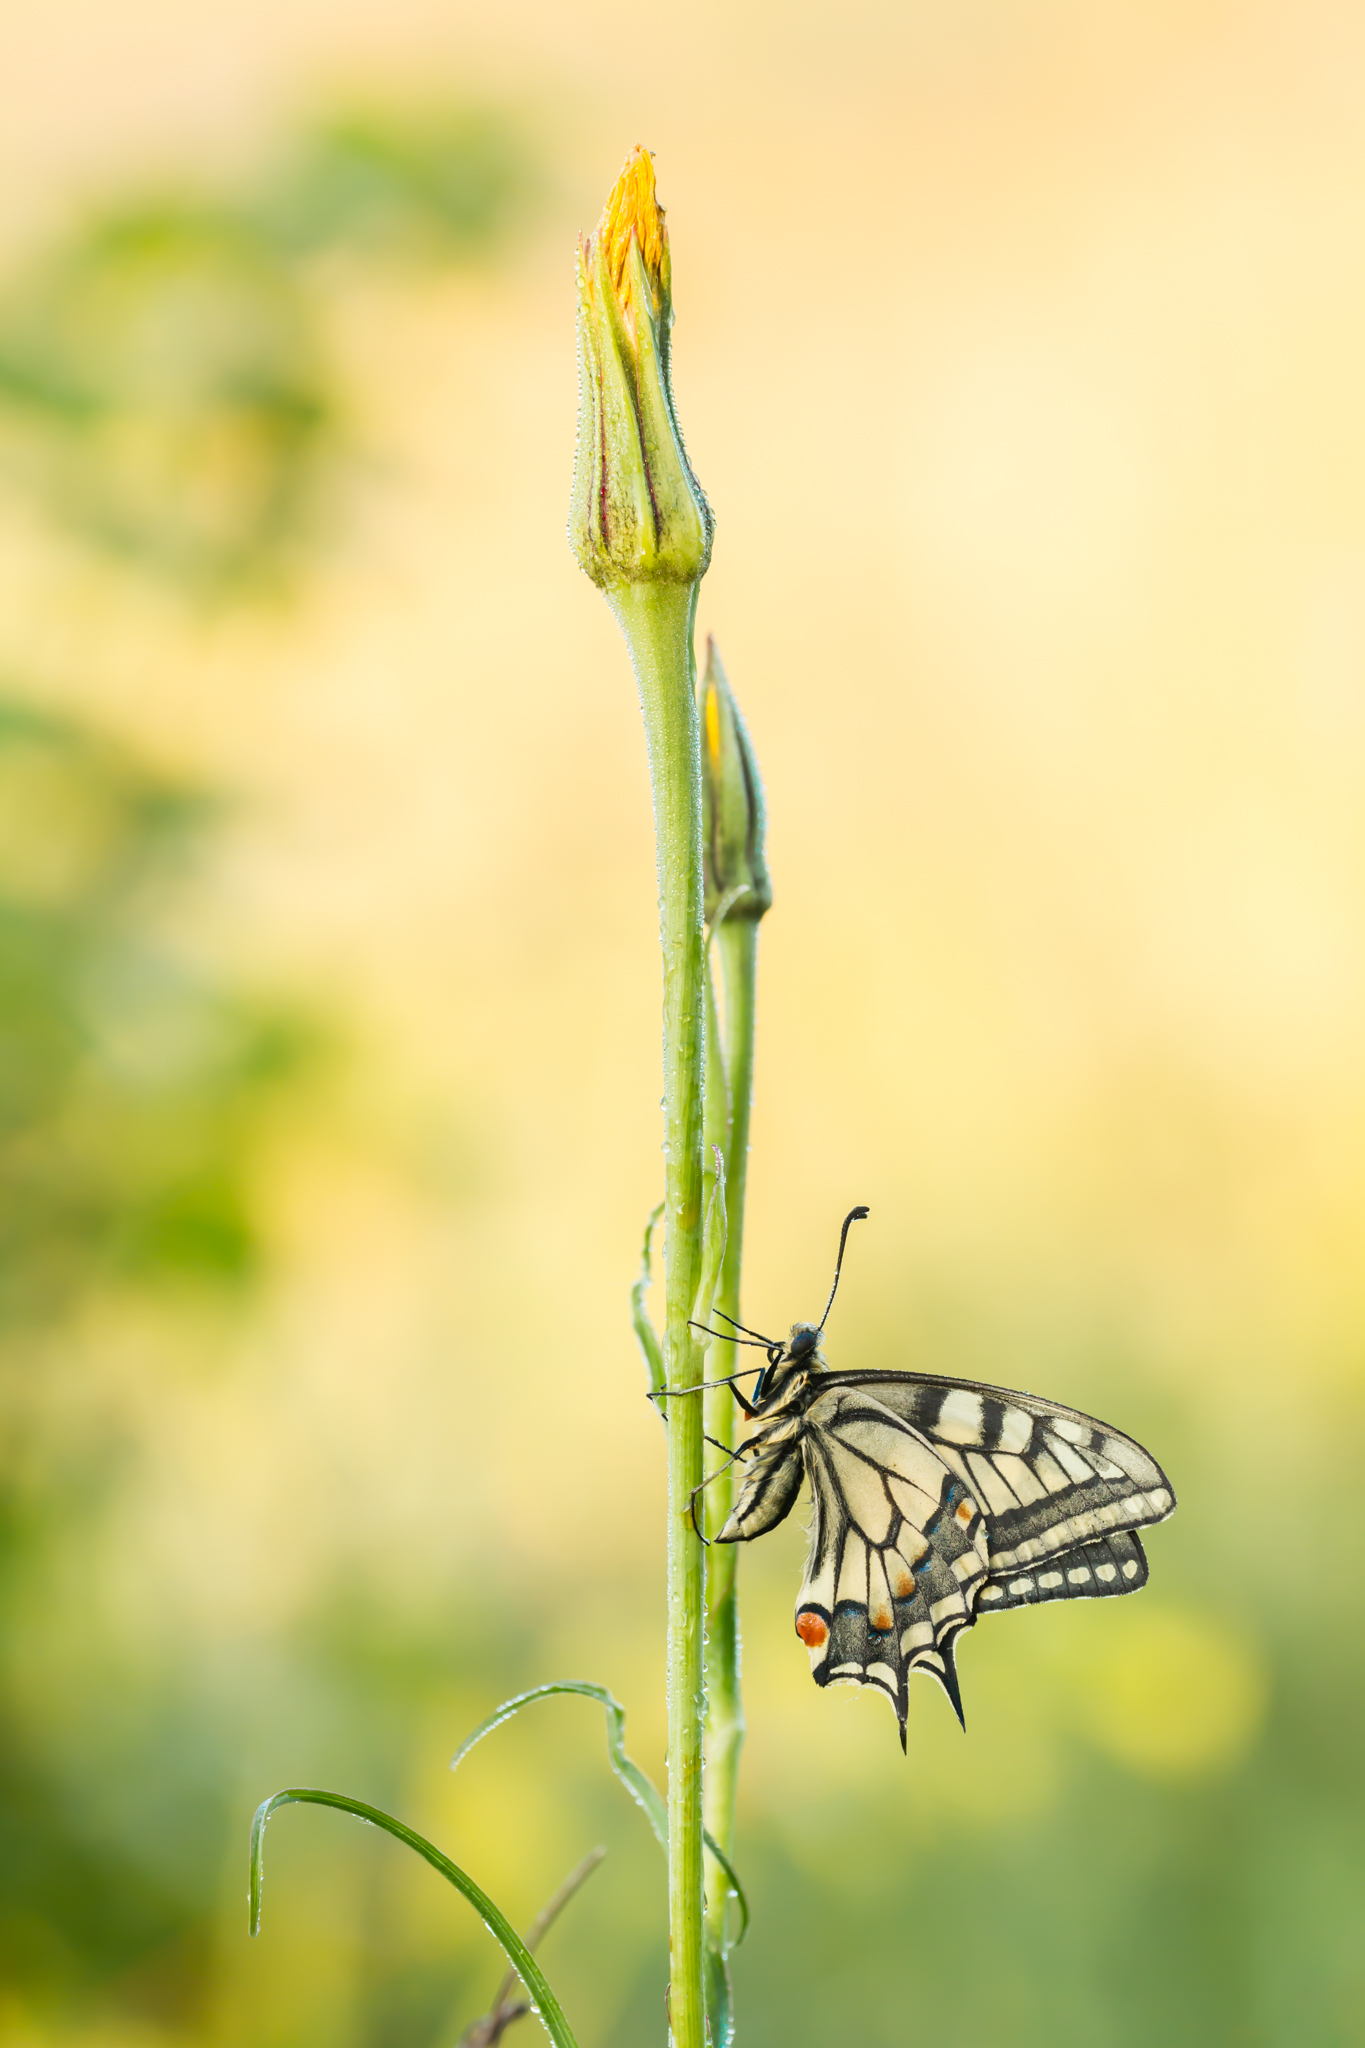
<box><xmin>793</xmin><ymin>1387</ymin><xmax>990</xmax><ymax>1744</ymax></box>
<box><xmin>824</xmin><ymin>1372</ymin><xmax>1175</xmax><ymax>1586</ymax></box>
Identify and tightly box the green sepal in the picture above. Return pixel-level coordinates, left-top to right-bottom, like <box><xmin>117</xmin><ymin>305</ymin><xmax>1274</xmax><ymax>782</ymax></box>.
<box><xmin>699</xmin><ymin>641</ymin><xmax>772</xmax><ymax>923</ymax></box>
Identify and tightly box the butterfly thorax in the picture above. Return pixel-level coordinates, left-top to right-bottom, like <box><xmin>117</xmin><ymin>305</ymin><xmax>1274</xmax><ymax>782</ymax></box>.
<box><xmin>750</xmin><ymin>1322</ymin><xmax>826</xmax><ymax>1413</ymax></box>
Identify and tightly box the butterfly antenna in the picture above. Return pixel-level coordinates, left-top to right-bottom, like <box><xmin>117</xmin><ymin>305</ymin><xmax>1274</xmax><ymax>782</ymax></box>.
<box><xmin>710</xmin><ymin>1308</ymin><xmax>778</xmax><ymax>1345</ymax></box>
<box><xmin>817</xmin><ymin>1206</ymin><xmax>870</xmax><ymax>1332</ymax></box>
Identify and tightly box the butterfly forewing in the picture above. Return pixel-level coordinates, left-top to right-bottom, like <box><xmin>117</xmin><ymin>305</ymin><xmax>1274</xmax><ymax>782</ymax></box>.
<box><xmin>826</xmin><ymin>1372</ymin><xmax>1174</xmax><ymax>1574</ymax></box>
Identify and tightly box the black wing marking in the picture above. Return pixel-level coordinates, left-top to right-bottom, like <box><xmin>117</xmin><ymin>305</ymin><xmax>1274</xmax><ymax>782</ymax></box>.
<box><xmin>790</xmin><ymin>1387</ymin><xmax>991</xmax><ymax>1745</ymax></box>
<box><xmin>821</xmin><ymin>1371</ymin><xmax>1175</xmax><ymax>1577</ymax></box>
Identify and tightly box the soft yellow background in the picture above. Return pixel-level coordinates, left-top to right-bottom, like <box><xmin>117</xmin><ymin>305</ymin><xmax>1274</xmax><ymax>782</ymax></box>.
<box><xmin>1</xmin><ymin>3</ymin><xmax>1362</xmax><ymax>2045</ymax></box>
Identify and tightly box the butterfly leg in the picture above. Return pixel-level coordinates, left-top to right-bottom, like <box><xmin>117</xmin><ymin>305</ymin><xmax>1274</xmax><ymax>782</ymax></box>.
<box><xmin>649</xmin><ymin>1371</ymin><xmax>762</xmax><ymax>1418</ymax></box>
<box><xmin>686</xmin><ymin>1440</ymin><xmax>755</xmax><ymax>1544</ymax></box>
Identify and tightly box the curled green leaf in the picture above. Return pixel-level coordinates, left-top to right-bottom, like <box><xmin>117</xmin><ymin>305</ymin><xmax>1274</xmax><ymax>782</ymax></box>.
<box><xmin>702</xmin><ymin>1828</ymin><xmax>749</xmax><ymax>1949</ymax></box>
<box><xmin>249</xmin><ymin>1788</ymin><xmax>579</xmax><ymax>2048</ymax></box>
<box><xmin>449</xmin><ymin>1683</ymin><xmax>747</xmax><ymax>1946</ymax></box>
<box><xmin>631</xmin><ymin>1202</ymin><xmax>666</xmax><ymax>1407</ymax></box>
<box><xmin>451</xmin><ymin>1681</ymin><xmax>666</xmax><ymax>1848</ymax></box>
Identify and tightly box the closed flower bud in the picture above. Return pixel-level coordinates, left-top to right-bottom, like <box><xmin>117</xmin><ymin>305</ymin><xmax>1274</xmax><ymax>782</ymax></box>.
<box><xmin>570</xmin><ymin>147</ymin><xmax>713</xmax><ymax>590</ymax></box>
<box><xmin>699</xmin><ymin>638</ymin><xmax>771</xmax><ymax>922</ymax></box>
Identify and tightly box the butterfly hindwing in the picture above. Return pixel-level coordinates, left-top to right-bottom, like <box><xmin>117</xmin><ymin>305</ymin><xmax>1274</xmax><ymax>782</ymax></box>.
<box><xmin>976</xmin><ymin>1527</ymin><xmax>1149</xmax><ymax>1612</ymax></box>
<box><xmin>791</xmin><ymin>1387</ymin><xmax>990</xmax><ymax>1743</ymax></box>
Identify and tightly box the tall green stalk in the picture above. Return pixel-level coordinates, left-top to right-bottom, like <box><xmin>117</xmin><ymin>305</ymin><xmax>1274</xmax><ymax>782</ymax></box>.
<box><xmin>703</xmin><ymin>917</ymin><xmax>758</xmax><ymax>1808</ymax></box>
<box><xmin>697</xmin><ymin>638</ymin><xmax>771</xmax><ymax>2045</ymax></box>
<box><xmin>612</xmin><ymin>581</ymin><xmax>709</xmax><ymax>2048</ymax></box>
<box><xmin>571</xmin><ymin>146</ymin><xmax>716</xmax><ymax>2047</ymax></box>
<box><xmin>702</xmin><ymin>918</ymin><xmax>757</xmax><ymax>2035</ymax></box>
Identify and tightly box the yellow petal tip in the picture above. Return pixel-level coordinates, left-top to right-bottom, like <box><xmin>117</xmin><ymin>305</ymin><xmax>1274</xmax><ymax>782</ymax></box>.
<box><xmin>594</xmin><ymin>145</ymin><xmax>668</xmax><ymax>330</ymax></box>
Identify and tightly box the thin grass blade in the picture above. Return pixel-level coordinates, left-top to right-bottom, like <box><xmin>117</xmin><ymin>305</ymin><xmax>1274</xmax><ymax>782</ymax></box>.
<box><xmin>249</xmin><ymin>1789</ymin><xmax>579</xmax><ymax>2048</ymax></box>
<box><xmin>469</xmin><ymin>1845</ymin><xmax>607</xmax><ymax>2047</ymax></box>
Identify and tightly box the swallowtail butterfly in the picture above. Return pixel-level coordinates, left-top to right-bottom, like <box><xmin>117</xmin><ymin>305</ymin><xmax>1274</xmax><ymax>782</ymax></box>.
<box><xmin>690</xmin><ymin>1208</ymin><xmax>1175</xmax><ymax>1748</ymax></box>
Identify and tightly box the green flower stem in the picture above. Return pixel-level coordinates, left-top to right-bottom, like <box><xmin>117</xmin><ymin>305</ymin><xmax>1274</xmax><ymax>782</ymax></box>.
<box><xmin>608</xmin><ymin>576</ymin><xmax>707</xmax><ymax>2048</ymax></box>
<box><xmin>703</xmin><ymin>917</ymin><xmax>758</xmax><ymax>1970</ymax></box>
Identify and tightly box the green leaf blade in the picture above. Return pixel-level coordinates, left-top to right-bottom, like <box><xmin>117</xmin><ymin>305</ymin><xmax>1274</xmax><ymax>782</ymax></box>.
<box><xmin>249</xmin><ymin>1787</ymin><xmax>580</xmax><ymax>2048</ymax></box>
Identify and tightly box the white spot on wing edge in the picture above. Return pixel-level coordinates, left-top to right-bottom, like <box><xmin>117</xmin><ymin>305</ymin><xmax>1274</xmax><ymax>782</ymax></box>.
<box><xmin>935</xmin><ymin>1388</ymin><xmax>986</xmax><ymax>1445</ymax></box>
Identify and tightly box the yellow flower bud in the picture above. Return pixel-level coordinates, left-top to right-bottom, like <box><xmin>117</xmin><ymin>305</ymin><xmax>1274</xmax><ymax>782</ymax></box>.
<box><xmin>699</xmin><ymin>638</ymin><xmax>771</xmax><ymax>922</ymax></box>
<box><xmin>570</xmin><ymin>148</ymin><xmax>713</xmax><ymax>590</ymax></box>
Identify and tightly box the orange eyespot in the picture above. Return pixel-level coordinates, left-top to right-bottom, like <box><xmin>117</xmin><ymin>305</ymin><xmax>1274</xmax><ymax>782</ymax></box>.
<box><xmin>795</xmin><ymin>1610</ymin><xmax>828</xmax><ymax>1649</ymax></box>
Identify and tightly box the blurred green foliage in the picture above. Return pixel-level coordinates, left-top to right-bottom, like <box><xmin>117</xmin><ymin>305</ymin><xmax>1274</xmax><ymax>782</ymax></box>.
<box><xmin>0</xmin><ymin>698</ymin><xmax>308</xmax><ymax>1324</ymax></box>
<box><xmin>0</xmin><ymin>695</ymin><xmax>314</xmax><ymax>2027</ymax></box>
<box><xmin>0</xmin><ymin>104</ymin><xmax>534</xmax><ymax>591</ymax></box>
<box><xmin>0</xmin><ymin>94</ymin><xmax>542</xmax><ymax>2047</ymax></box>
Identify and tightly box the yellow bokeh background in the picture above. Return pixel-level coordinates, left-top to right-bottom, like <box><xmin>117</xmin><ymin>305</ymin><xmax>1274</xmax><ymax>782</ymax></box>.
<box><xmin>0</xmin><ymin>3</ymin><xmax>1362</xmax><ymax>2045</ymax></box>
